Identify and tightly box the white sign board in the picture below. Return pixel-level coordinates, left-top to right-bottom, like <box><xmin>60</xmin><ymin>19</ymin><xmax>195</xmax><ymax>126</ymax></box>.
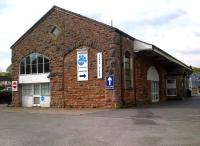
<box><xmin>77</xmin><ymin>49</ymin><xmax>88</xmax><ymax>81</ymax></box>
<box><xmin>97</xmin><ymin>52</ymin><xmax>102</xmax><ymax>79</ymax></box>
<box><xmin>12</xmin><ymin>81</ymin><xmax>18</xmax><ymax>91</ymax></box>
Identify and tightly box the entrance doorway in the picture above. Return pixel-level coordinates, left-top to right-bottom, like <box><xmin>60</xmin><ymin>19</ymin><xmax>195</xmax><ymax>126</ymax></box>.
<box><xmin>147</xmin><ymin>66</ymin><xmax>160</xmax><ymax>103</ymax></box>
<box><xmin>21</xmin><ymin>83</ymin><xmax>50</xmax><ymax>107</ymax></box>
<box><xmin>151</xmin><ymin>81</ymin><xmax>159</xmax><ymax>102</ymax></box>
<box><xmin>33</xmin><ymin>84</ymin><xmax>41</xmax><ymax>106</ymax></box>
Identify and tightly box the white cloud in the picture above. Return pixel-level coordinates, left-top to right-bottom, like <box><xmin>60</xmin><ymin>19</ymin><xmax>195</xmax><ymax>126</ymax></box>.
<box><xmin>0</xmin><ymin>0</ymin><xmax>200</xmax><ymax>71</ymax></box>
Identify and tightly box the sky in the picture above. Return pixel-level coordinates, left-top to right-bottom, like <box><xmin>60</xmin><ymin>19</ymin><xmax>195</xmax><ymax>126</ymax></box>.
<box><xmin>0</xmin><ymin>0</ymin><xmax>200</xmax><ymax>71</ymax></box>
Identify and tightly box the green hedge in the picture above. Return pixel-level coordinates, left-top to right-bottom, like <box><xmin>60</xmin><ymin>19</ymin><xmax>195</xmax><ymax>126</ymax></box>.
<box><xmin>0</xmin><ymin>90</ymin><xmax>12</xmax><ymax>104</ymax></box>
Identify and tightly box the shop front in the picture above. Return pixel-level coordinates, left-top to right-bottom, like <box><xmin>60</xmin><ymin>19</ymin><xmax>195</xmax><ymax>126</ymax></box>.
<box><xmin>19</xmin><ymin>53</ymin><xmax>50</xmax><ymax>107</ymax></box>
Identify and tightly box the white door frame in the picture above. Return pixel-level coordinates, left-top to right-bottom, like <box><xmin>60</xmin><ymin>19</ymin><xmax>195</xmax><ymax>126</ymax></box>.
<box><xmin>151</xmin><ymin>81</ymin><xmax>159</xmax><ymax>102</ymax></box>
<box><xmin>33</xmin><ymin>95</ymin><xmax>41</xmax><ymax>107</ymax></box>
<box><xmin>147</xmin><ymin>66</ymin><xmax>160</xmax><ymax>103</ymax></box>
<box><xmin>33</xmin><ymin>84</ymin><xmax>41</xmax><ymax>106</ymax></box>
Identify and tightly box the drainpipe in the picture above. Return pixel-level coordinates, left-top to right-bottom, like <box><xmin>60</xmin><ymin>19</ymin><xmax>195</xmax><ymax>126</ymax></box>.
<box><xmin>134</xmin><ymin>53</ymin><xmax>137</xmax><ymax>106</ymax></box>
<box><xmin>62</xmin><ymin>53</ymin><xmax>65</xmax><ymax>108</ymax></box>
<box><xmin>120</xmin><ymin>34</ymin><xmax>125</xmax><ymax>105</ymax></box>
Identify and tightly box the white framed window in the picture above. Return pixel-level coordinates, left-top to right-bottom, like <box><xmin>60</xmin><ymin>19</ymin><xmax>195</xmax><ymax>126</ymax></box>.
<box><xmin>20</xmin><ymin>53</ymin><xmax>49</xmax><ymax>75</ymax></box>
<box><xmin>22</xmin><ymin>84</ymin><xmax>33</xmax><ymax>96</ymax></box>
<box><xmin>22</xmin><ymin>83</ymin><xmax>50</xmax><ymax>96</ymax></box>
<box><xmin>34</xmin><ymin>84</ymin><xmax>41</xmax><ymax>95</ymax></box>
<box><xmin>41</xmin><ymin>83</ymin><xmax>50</xmax><ymax>96</ymax></box>
<box><xmin>166</xmin><ymin>79</ymin><xmax>176</xmax><ymax>96</ymax></box>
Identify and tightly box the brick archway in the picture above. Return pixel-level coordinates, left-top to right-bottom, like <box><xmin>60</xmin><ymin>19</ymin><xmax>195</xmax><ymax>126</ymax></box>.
<box><xmin>63</xmin><ymin>47</ymin><xmax>105</xmax><ymax>108</ymax></box>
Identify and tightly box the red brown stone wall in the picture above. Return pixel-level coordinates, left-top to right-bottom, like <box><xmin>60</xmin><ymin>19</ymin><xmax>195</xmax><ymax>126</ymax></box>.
<box><xmin>11</xmin><ymin>8</ymin><xmax>122</xmax><ymax>108</ymax></box>
<box><xmin>11</xmin><ymin>7</ymin><xmax>190</xmax><ymax>108</ymax></box>
<box><xmin>64</xmin><ymin>47</ymin><xmax>106</xmax><ymax>108</ymax></box>
<box><xmin>135</xmin><ymin>55</ymin><xmax>168</xmax><ymax>104</ymax></box>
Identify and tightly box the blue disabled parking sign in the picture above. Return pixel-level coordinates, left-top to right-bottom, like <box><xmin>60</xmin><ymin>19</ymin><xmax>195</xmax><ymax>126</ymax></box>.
<box><xmin>105</xmin><ymin>75</ymin><xmax>114</xmax><ymax>89</ymax></box>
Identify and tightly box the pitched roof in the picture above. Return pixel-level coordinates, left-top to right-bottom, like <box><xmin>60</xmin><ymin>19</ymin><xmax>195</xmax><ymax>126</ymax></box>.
<box><xmin>11</xmin><ymin>5</ymin><xmax>134</xmax><ymax>49</ymax></box>
<box><xmin>10</xmin><ymin>5</ymin><xmax>191</xmax><ymax>71</ymax></box>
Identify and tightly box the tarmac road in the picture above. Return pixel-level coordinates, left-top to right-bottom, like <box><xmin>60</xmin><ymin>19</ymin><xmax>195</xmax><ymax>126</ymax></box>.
<box><xmin>0</xmin><ymin>96</ymin><xmax>200</xmax><ymax>146</ymax></box>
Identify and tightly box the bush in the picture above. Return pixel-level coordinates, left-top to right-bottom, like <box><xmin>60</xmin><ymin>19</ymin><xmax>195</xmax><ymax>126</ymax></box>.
<box><xmin>0</xmin><ymin>90</ymin><xmax>12</xmax><ymax>104</ymax></box>
<box><xmin>0</xmin><ymin>86</ymin><xmax>5</xmax><ymax>90</ymax></box>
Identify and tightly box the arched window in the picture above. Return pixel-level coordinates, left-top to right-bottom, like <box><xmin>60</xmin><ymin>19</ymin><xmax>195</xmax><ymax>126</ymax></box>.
<box><xmin>20</xmin><ymin>53</ymin><xmax>49</xmax><ymax>74</ymax></box>
<box><xmin>147</xmin><ymin>66</ymin><xmax>159</xmax><ymax>81</ymax></box>
<box><xmin>124</xmin><ymin>51</ymin><xmax>132</xmax><ymax>89</ymax></box>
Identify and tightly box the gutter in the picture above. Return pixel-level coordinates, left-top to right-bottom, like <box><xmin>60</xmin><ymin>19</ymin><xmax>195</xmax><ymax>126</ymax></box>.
<box><xmin>62</xmin><ymin>53</ymin><xmax>65</xmax><ymax>108</ymax></box>
<box><xmin>134</xmin><ymin>40</ymin><xmax>192</xmax><ymax>72</ymax></box>
<box><xmin>152</xmin><ymin>46</ymin><xmax>192</xmax><ymax>71</ymax></box>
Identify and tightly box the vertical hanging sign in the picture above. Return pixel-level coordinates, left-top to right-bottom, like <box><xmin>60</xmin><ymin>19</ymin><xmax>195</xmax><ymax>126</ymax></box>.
<box><xmin>97</xmin><ymin>52</ymin><xmax>102</xmax><ymax>79</ymax></box>
<box><xmin>77</xmin><ymin>49</ymin><xmax>88</xmax><ymax>81</ymax></box>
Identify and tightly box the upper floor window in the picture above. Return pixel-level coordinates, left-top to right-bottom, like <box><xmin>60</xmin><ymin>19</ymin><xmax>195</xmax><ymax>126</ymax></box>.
<box><xmin>20</xmin><ymin>53</ymin><xmax>49</xmax><ymax>75</ymax></box>
<box><xmin>124</xmin><ymin>51</ymin><xmax>132</xmax><ymax>89</ymax></box>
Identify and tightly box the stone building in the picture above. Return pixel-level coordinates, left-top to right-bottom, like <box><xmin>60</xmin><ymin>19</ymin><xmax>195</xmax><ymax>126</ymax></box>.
<box><xmin>11</xmin><ymin>6</ymin><xmax>192</xmax><ymax>108</ymax></box>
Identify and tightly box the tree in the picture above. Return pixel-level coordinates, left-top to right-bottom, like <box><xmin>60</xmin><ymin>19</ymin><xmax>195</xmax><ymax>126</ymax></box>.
<box><xmin>192</xmin><ymin>67</ymin><xmax>200</xmax><ymax>73</ymax></box>
<box><xmin>6</xmin><ymin>64</ymin><xmax>12</xmax><ymax>73</ymax></box>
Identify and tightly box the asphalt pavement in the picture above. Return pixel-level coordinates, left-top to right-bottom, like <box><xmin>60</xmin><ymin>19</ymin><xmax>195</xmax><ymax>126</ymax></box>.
<box><xmin>0</xmin><ymin>96</ymin><xmax>200</xmax><ymax>146</ymax></box>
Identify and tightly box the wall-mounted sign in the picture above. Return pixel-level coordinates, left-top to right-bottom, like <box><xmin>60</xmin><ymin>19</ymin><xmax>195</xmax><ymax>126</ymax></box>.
<box><xmin>105</xmin><ymin>75</ymin><xmax>114</xmax><ymax>89</ymax></box>
<box><xmin>40</xmin><ymin>96</ymin><xmax>45</xmax><ymax>102</ymax></box>
<box><xmin>77</xmin><ymin>49</ymin><xmax>88</xmax><ymax>81</ymax></box>
<box><xmin>12</xmin><ymin>81</ymin><xmax>18</xmax><ymax>91</ymax></box>
<box><xmin>97</xmin><ymin>52</ymin><xmax>102</xmax><ymax>79</ymax></box>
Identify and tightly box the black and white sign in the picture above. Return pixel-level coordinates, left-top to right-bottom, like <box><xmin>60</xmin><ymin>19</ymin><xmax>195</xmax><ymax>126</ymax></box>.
<box><xmin>77</xmin><ymin>49</ymin><xmax>88</xmax><ymax>81</ymax></box>
<box><xmin>97</xmin><ymin>52</ymin><xmax>102</xmax><ymax>79</ymax></box>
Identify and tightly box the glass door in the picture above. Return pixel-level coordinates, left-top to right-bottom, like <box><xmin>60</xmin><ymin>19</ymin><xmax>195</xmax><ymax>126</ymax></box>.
<box><xmin>151</xmin><ymin>81</ymin><xmax>159</xmax><ymax>102</ymax></box>
<box><xmin>33</xmin><ymin>84</ymin><xmax>41</xmax><ymax>106</ymax></box>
